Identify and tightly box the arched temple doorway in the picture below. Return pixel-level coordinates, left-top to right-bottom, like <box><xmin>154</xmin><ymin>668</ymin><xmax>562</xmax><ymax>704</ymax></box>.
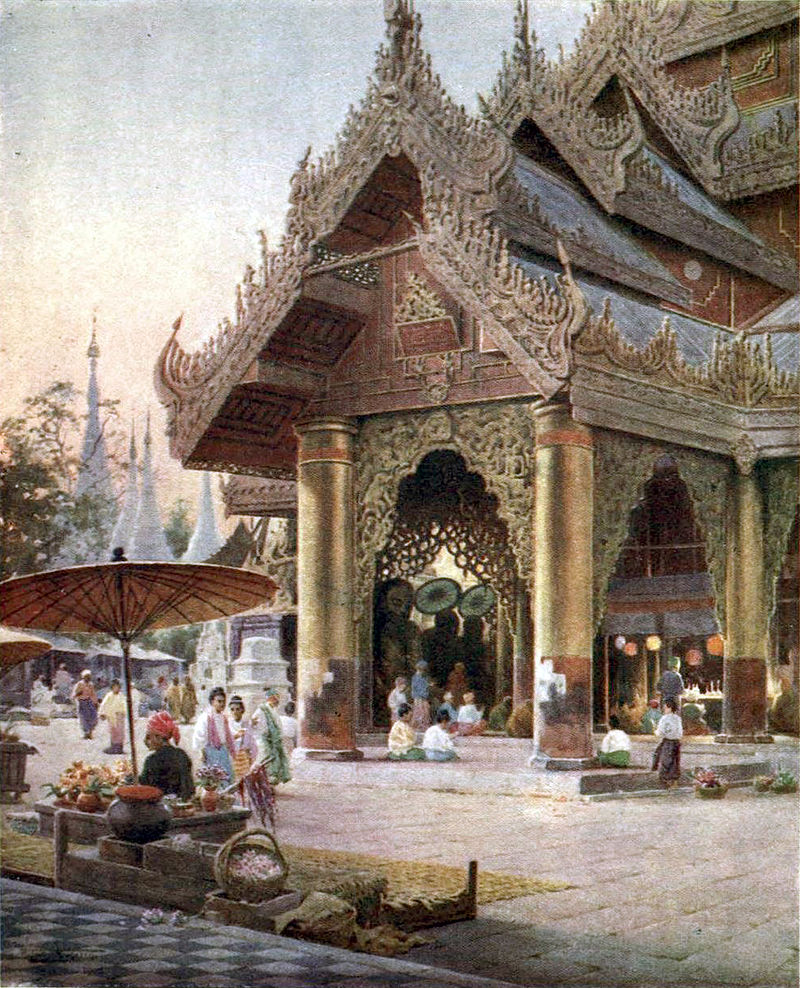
<box><xmin>595</xmin><ymin>454</ymin><xmax>722</xmax><ymax>733</ymax></box>
<box><xmin>371</xmin><ymin>449</ymin><xmax>521</xmax><ymax>726</ymax></box>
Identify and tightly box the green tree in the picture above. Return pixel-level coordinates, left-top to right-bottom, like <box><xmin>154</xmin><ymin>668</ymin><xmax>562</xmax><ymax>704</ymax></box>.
<box><xmin>164</xmin><ymin>498</ymin><xmax>193</xmax><ymax>559</ymax></box>
<box><xmin>0</xmin><ymin>381</ymin><xmax>123</xmax><ymax>578</ymax></box>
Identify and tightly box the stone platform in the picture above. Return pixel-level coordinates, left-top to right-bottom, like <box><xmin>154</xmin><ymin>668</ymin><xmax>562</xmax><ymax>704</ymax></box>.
<box><xmin>35</xmin><ymin>797</ymin><xmax>250</xmax><ymax>843</ymax></box>
<box><xmin>291</xmin><ymin>733</ymin><xmax>799</xmax><ymax>799</ymax></box>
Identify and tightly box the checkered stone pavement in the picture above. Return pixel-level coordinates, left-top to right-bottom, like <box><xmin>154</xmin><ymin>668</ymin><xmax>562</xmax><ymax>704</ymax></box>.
<box><xmin>1</xmin><ymin>880</ymin><xmax>515</xmax><ymax>988</ymax></box>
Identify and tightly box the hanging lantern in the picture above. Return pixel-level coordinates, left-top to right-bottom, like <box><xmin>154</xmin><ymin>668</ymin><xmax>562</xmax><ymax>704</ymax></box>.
<box><xmin>686</xmin><ymin>648</ymin><xmax>703</xmax><ymax>667</ymax></box>
<box><xmin>706</xmin><ymin>634</ymin><xmax>724</xmax><ymax>656</ymax></box>
<box><xmin>614</xmin><ymin>635</ymin><xmax>626</xmax><ymax>651</ymax></box>
<box><xmin>645</xmin><ymin>635</ymin><xmax>662</xmax><ymax>652</ymax></box>
<box><xmin>623</xmin><ymin>641</ymin><xmax>638</xmax><ymax>657</ymax></box>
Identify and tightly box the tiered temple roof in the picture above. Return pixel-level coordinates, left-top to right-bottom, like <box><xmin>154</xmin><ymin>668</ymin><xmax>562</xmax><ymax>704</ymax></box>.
<box><xmin>155</xmin><ymin>0</ymin><xmax>798</xmax><ymax>480</ymax></box>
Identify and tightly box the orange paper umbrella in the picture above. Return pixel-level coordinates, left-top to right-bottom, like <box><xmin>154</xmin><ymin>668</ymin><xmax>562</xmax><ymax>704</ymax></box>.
<box><xmin>0</xmin><ymin>562</ymin><xmax>277</xmax><ymax>774</ymax></box>
<box><xmin>0</xmin><ymin>627</ymin><xmax>52</xmax><ymax>670</ymax></box>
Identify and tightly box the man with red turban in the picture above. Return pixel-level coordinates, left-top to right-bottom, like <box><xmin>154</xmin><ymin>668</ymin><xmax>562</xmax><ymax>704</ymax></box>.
<box><xmin>139</xmin><ymin>711</ymin><xmax>194</xmax><ymax>800</ymax></box>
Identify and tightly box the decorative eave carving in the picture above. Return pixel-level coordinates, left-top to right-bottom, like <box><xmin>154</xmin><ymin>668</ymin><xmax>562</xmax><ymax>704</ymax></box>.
<box><xmin>716</xmin><ymin>102</ymin><xmax>799</xmax><ymax>200</ymax></box>
<box><xmin>657</xmin><ymin>0</ymin><xmax>798</xmax><ymax>64</ymax></box>
<box><xmin>575</xmin><ymin>298</ymin><xmax>800</xmax><ymax>409</ymax></box>
<box><xmin>480</xmin><ymin>0</ymin><xmax>795</xmax><ymax>208</ymax></box>
<box><xmin>221</xmin><ymin>476</ymin><xmax>298</xmax><ymax>518</ymax></box>
<box><xmin>415</xmin><ymin>182</ymin><xmax>588</xmax><ymax>399</ymax></box>
<box><xmin>156</xmin><ymin>1</ymin><xmax>519</xmax><ymax>466</ymax></box>
<box><xmin>621</xmin><ymin>149</ymin><xmax>797</xmax><ymax>292</ymax></box>
<box><xmin>284</xmin><ymin>0</ymin><xmax>513</xmax><ymax>249</ymax></box>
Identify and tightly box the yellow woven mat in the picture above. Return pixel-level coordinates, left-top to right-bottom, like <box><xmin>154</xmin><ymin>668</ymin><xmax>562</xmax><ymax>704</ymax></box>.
<box><xmin>283</xmin><ymin>844</ymin><xmax>570</xmax><ymax>904</ymax></box>
<box><xmin>0</xmin><ymin>828</ymin><xmax>571</xmax><ymax>904</ymax></box>
<box><xmin>1</xmin><ymin>827</ymin><xmax>55</xmax><ymax>878</ymax></box>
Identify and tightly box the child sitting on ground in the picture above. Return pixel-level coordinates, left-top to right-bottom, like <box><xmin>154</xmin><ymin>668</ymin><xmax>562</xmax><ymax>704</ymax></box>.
<box><xmin>422</xmin><ymin>709</ymin><xmax>458</xmax><ymax>761</ymax></box>
<box><xmin>454</xmin><ymin>691</ymin><xmax>486</xmax><ymax>736</ymax></box>
<box><xmin>387</xmin><ymin>703</ymin><xmax>425</xmax><ymax>760</ymax></box>
<box><xmin>598</xmin><ymin>714</ymin><xmax>631</xmax><ymax>767</ymax></box>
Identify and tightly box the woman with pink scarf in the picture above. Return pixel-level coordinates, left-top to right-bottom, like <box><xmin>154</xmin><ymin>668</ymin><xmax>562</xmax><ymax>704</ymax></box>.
<box><xmin>191</xmin><ymin>687</ymin><xmax>235</xmax><ymax>784</ymax></box>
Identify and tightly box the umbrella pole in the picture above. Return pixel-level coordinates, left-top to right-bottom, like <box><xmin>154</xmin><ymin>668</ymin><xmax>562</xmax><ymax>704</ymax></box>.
<box><xmin>121</xmin><ymin>639</ymin><xmax>138</xmax><ymax>777</ymax></box>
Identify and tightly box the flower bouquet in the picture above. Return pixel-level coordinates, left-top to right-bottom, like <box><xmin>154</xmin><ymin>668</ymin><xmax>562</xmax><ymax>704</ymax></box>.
<box><xmin>693</xmin><ymin>767</ymin><xmax>729</xmax><ymax>799</ymax></box>
<box><xmin>42</xmin><ymin>759</ymin><xmax>132</xmax><ymax>811</ymax></box>
<box><xmin>196</xmin><ymin>764</ymin><xmax>228</xmax><ymax>811</ymax></box>
<box><xmin>753</xmin><ymin>774</ymin><xmax>776</xmax><ymax>793</ymax></box>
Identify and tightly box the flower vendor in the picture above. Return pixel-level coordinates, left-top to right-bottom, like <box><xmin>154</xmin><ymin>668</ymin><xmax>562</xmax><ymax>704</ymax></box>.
<box><xmin>140</xmin><ymin>711</ymin><xmax>194</xmax><ymax>800</ymax></box>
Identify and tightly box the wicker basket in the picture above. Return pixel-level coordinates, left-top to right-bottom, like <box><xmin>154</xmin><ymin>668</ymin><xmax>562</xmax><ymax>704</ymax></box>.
<box><xmin>214</xmin><ymin>829</ymin><xmax>289</xmax><ymax>903</ymax></box>
<box><xmin>694</xmin><ymin>784</ymin><xmax>729</xmax><ymax>799</ymax></box>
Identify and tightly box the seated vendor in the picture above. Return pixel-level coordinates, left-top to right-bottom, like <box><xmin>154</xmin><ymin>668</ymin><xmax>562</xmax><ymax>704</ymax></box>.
<box><xmin>422</xmin><ymin>709</ymin><xmax>458</xmax><ymax>761</ymax></box>
<box><xmin>387</xmin><ymin>703</ymin><xmax>426</xmax><ymax>760</ymax></box>
<box><xmin>598</xmin><ymin>715</ymin><xmax>631</xmax><ymax>767</ymax></box>
<box><xmin>681</xmin><ymin>689</ymin><xmax>710</xmax><ymax>736</ymax></box>
<box><xmin>139</xmin><ymin>711</ymin><xmax>195</xmax><ymax>800</ymax></box>
<box><xmin>640</xmin><ymin>698</ymin><xmax>662</xmax><ymax>735</ymax></box>
<box><xmin>454</xmin><ymin>692</ymin><xmax>486</xmax><ymax>736</ymax></box>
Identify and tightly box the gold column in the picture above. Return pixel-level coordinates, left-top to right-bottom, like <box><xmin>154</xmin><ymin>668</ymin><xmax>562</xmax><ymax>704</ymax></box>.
<box><xmin>531</xmin><ymin>403</ymin><xmax>597</xmax><ymax>768</ymax></box>
<box><xmin>718</xmin><ymin>464</ymin><xmax>772</xmax><ymax>743</ymax></box>
<box><xmin>512</xmin><ymin>585</ymin><xmax>533</xmax><ymax>706</ymax></box>
<box><xmin>495</xmin><ymin>603</ymin><xmax>513</xmax><ymax>700</ymax></box>
<box><xmin>295</xmin><ymin>417</ymin><xmax>363</xmax><ymax>760</ymax></box>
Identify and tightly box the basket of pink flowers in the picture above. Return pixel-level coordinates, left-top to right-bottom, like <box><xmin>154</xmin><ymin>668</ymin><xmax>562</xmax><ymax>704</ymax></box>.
<box><xmin>213</xmin><ymin>828</ymin><xmax>289</xmax><ymax>902</ymax></box>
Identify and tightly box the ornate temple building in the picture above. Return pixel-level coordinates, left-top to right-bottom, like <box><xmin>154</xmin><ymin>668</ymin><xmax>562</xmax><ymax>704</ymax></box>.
<box><xmin>156</xmin><ymin>1</ymin><xmax>799</xmax><ymax>766</ymax></box>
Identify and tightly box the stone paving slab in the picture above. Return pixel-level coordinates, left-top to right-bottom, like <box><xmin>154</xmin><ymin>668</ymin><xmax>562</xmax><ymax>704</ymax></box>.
<box><xmin>0</xmin><ymin>879</ymin><xmax>521</xmax><ymax>988</ymax></box>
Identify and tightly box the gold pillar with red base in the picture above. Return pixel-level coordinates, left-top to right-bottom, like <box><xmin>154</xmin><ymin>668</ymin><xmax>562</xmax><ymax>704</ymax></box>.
<box><xmin>531</xmin><ymin>404</ymin><xmax>598</xmax><ymax>769</ymax></box>
<box><xmin>294</xmin><ymin>418</ymin><xmax>363</xmax><ymax>761</ymax></box>
<box><xmin>716</xmin><ymin>465</ymin><xmax>773</xmax><ymax>744</ymax></box>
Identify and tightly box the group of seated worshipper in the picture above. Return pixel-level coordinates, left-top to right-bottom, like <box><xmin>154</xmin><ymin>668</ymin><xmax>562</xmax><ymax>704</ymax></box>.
<box><xmin>386</xmin><ymin>666</ymin><xmax>488</xmax><ymax>736</ymax></box>
<box><xmin>387</xmin><ymin>704</ymin><xmax>457</xmax><ymax>761</ymax></box>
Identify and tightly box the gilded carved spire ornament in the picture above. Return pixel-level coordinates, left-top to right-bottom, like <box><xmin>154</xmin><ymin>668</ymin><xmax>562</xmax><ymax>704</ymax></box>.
<box><xmin>482</xmin><ymin>0</ymin><xmax>794</xmax><ymax>205</ymax></box>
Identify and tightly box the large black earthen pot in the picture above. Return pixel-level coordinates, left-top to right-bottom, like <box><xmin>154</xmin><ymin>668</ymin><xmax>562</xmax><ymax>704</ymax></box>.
<box><xmin>106</xmin><ymin>785</ymin><xmax>170</xmax><ymax>843</ymax></box>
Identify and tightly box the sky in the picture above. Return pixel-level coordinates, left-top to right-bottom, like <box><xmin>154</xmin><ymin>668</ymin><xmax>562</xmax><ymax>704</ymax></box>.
<box><xmin>1</xmin><ymin>0</ymin><xmax>590</xmax><ymax>521</ymax></box>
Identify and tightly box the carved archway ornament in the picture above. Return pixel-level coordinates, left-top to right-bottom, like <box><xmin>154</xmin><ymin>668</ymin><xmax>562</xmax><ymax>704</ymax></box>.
<box><xmin>375</xmin><ymin>450</ymin><xmax>519</xmax><ymax>607</ymax></box>
<box><xmin>593</xmin><ymin>429</ymin><xmax>730</xmax><ymax>630</ymax></box>
<box><xmin>355</xmin><ymin>404</ymin><xmax>534</xmax><ymax>616</ymax></box>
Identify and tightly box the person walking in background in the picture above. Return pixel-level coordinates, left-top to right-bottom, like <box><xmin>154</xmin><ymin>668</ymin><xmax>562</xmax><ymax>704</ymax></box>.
<box><xmin>192</xmin><ymin>686</ymin><xmax>235</xmax><ymax>784</ymax></box>
<box><xmin>657</xmin><ymin>656</ymin><xmax>684</xmax><ymax>711</ymax></box>
<box><xmin>251</xmin><ymin>687</ymin><xmax>291</xmax><ymax>785</ymax></box>
<box><xmin>279</xmin><ymin>700</ymin><xmax>299</xmax><ymax>752</ymax></box>
<box><xmin>72</xmin><ymin>670</ymin><xmax>99</xmax><ymax>740</ymax></box>
<box><xmin>165</xmin><ymin>677</ymin><xmax>182</xmax><ymax>720</ymax></box>
<box><xmin>228</xmin><ymin>695</ymin><xmax>259</xmax><ymax>781</ymax></box>
<box><xmin>53</xmin><ymin>663</ymin><xmax>73</xmax><ymax>705</ymax></box>
<box><xmin>180</xmin><ymin>676</ymin><xmax>198</xmax><ymax>723</ymax></box>
<box><xmin>98</xmin><ymin>679</ymin><xmax>127</xmax><ymax>754</ymax></box>
<box><xmin>410</xmin><ymin>661</ymin><xmax>432</xmax><ymax>731</ymax></box>
<box><xmin>652</xmin><ymin>697</ymin><xmax>683</xmax><ymax>787</ymax></box>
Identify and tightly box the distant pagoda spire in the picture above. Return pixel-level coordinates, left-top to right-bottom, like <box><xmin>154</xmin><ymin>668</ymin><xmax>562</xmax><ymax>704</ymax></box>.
<box><xmin>110</xmin><ymin>424</ymin><xmax>138</xmax><ymax>555</ymax></box>
<box><xmin>130</xmin><ymin>411</ymin><xmax>173</xmax><ymax>561</ymax></box>
<box><xmin>75</xmin><ymin>314</ymin><xmax>114</xmax><ymax>502</ymax></box>
<box><xmin>182</xmin><ymin>472</ymin><xmax>223</xmax><ymax>562</ymax></box>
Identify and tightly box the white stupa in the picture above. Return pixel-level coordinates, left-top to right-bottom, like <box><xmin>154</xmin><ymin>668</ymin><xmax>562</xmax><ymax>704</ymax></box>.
<box><xmin>110</xmin><ymin>427</ymin><xmax>138</xmax><ymax>556</ymax></box>
<box><xmin>182</xmin><ymin>473</ymin><xmax>223</xmax><ymax>562</ymax></box>
<box><xmin>130</xmin><ymin>412</ymin><xmax>173</xmax><ymax>561</ymax></box>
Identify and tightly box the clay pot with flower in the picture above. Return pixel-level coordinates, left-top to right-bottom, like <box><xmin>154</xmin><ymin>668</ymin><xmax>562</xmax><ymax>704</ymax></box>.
<box><xmin>196</xmin><ymin>765</ymin><xmax>229</xmax><ymax>812</ymax></box>
<box><xmin>693</xmin><ymin>767</ymin><xmax>729</xmax><ymax>799</ymax></box>
<box><xmin>42</xmin><ymin>760</ymin><xmax>127</xmax><ymax>812</ymax></box>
